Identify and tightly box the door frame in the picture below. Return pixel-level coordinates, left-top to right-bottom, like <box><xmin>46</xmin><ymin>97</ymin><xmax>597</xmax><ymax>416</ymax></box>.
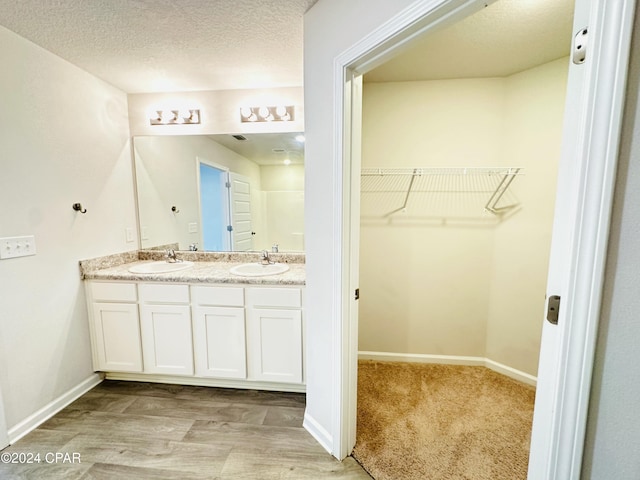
<box><xmin>330</xmin><ymin>1</ymin><xmax>636</xmax><ymax>479</ymax></box>
<box><xmin>195</xmin><ymin>157</ymin><xmax>231</xmax><ymax>251</ymax></box>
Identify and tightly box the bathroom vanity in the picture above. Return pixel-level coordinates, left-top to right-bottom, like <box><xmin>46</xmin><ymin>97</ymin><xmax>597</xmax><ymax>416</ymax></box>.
<box><xmin>81</xmin><ymin>252</ymin><xmax>306</xmax><ymax>392</ymax></box>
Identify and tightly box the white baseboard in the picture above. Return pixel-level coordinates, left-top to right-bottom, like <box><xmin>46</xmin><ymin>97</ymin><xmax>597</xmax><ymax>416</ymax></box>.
<box><xmin>8</xmin><ymin>373</ymin><xmax>103</xmax><ymax>444</ymax></box>
<box><xmin>485</xmin><ymin>358</ymin><xmax>537</xmax><ymax>386</ymax></box>
<box><xmin>104</xmin><ymin>372</ymin><xmax>306</xmax><ymax>393</ymax></box>
<box><xmin>358</xmin><ymin>351</ymin><xmax>537</xmax><ymax>387</ymax></box>
<box><xmin>358</xmin><ymin>351</ymin><xmax>485</xmax><ymax>366</ymax></box>
<box><xmin>303</xmin><ymin>412</ymin><xmax>333</xmax><ymax>454</ymax></box>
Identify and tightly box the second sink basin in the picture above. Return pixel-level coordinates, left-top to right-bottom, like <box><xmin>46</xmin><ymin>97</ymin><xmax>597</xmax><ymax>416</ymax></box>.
<box><xmin>128</xmin><ymin>260</ymin><xmax>194</xmax><ymax>274</ymax></box>
<box><xmin>229</xmin><ymin>262</ymin><xmax>290</xmax><ymax>277</ymax></box>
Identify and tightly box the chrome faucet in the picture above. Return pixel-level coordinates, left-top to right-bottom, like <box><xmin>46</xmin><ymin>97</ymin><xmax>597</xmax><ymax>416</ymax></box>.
<box><xmin>188</xmin><ymin>243</ymin><xmax>198</xmax><ymax>251</ymax></box>
<box><xmin>166</xmin><ymin>249</ymin><xmax>178</xmax><ymax>263</ymax></box>
<box><xmin>261</xmin><ymin>250</ymin><xmax>272</xmax><ymax>265</ymax></box>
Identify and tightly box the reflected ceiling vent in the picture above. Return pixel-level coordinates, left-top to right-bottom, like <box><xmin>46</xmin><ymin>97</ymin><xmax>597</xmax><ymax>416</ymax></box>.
<box><xmin>272</xmin><ymin>148</ymin><xmax>286</xmax><ymax>153</ymax></box>
<box><xmin>232</xmin><ymin>134</ymin><xmax>247</xmax><ymax>141</ymax></box>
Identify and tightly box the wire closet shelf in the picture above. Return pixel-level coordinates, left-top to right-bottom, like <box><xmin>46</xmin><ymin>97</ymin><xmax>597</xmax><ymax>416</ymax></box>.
<box><xmin>360</xmin><ymin>167</ymin><xmax>523</xmax><ymax>223</ymax></box>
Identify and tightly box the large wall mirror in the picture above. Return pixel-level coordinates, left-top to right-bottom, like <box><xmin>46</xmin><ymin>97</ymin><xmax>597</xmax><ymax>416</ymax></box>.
<box><xmin>133</xmin><ymin>133</ymin><xmax>304</xmax><ymax>252</ymax></box>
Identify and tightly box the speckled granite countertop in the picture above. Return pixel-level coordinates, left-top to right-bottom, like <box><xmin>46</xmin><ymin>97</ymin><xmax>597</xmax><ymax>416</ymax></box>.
<box><xmin>80</xmin><ymin>250</ymin><xmax>306</xmax><ymax>286</ymax></box>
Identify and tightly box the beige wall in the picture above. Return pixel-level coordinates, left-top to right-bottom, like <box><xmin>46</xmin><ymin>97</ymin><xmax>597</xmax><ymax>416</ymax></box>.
<box><xmin>359</xmin><ymin>58</ymin><xmax>568</xmax><ymax>375</ymax></box>
<box><xmin>486</xmin><ymin>58</ymin><xmax>569</xmax><ymax>374</ymax></box>
<box><xmin>0</xmin><ymin>25</ymin><xmax>135</xmax><ymax>429</ymax></box>
<box><xmin>260</xmin><ymin>165</ymin><xmax>305</xmax><ymax>251</ymax></box>
<box><xmin>359</xmin><ymin>78</ymin><xmax>505</xmax><ymax>357</ymax></box>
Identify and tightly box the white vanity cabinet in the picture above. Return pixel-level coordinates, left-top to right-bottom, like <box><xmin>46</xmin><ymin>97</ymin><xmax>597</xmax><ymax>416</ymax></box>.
<box><xmin>191</xmin><ymin>286</ymin><xmax>247</xmax><ymax>379</ymax></box>
<box><xmin>138</xmin><ymin>283</ymin><xmax>193</xmax><ymax>376</ymax></box>
<box><xmin>87</xmin><ymin>282</ymin><xmax>142</xmax><ymax>373</ymax></box>
<box><xmin>85</xmin><ymin>277</ymin><xmax>305</xmax><ymax>391</ymax></box>
<box><xmin>246</xmin><ymin>287</ymin><xmax>304</xmax><ymax>384</ymax></box>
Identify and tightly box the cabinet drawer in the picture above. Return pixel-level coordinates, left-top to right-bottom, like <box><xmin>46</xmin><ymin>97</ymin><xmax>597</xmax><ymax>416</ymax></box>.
<box><xmin>139</xmin><ymin>283</ymin><xmax>189</xmax><ymax>304</ymax></box>
<box><xmin>192</xmin><ymin>286</ymin><xmax>244</xmax><ymax>307</ymax></box>
<box><xmin>90</xmin><ymin>282</ymin><xmax>137</xmax><ymax>303</ymax></box>
<box><xmin>246</xmin><ymin>287</ymin><xmax>301</xmax><ymax>308</ymax></box>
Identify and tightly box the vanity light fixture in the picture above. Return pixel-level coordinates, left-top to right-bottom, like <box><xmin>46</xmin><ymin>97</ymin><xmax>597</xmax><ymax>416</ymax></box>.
<box><xmin>150</xmin><ymin>109</ymin><xmax>200</xmax><ymax>125</ymax></box>
<box><xmin>240</xmin><ymin>105</ymin><xmax>294</xmax><ymax>123</ymax></box>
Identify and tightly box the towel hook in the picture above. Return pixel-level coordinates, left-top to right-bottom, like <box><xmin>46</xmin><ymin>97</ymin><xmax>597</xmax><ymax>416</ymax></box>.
<box><xmin>72</xmin><ymin>203</ymin><xmax>87</xmax><ymax>214</ymax></box>
<box><xmin>171</xmin><ymin>206</ymin><xmax>180</xmax><ymax>213</ymax></box>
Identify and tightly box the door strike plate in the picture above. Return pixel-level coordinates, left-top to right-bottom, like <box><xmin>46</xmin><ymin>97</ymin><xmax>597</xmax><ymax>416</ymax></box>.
<box><xmin>547</xmin><ymin>295</ymin><xmax>561</xmax><ymax>325</ymax></box>
<box><xmin>354</xmin><ymin>288</ymin><xmax>360</xmax><ymax>300</ymax></box>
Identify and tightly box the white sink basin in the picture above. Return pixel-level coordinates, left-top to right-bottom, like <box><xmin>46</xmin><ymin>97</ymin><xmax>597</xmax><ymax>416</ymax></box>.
<box><xmin>229</xmin><ymin>262</ymin><xmax>290</xmax><ymax>277</ymax></box>
<box><xmin>128</xmin><ymin>260</ymin><xmax>194</xmax><ymax>274</ymax></box>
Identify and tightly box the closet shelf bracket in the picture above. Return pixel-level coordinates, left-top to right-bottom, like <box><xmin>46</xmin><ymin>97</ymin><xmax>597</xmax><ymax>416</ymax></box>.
<box><xmin>483</xmin><ymin>167</ymin><xmax>521</xmax><ymax>215</ymax></box>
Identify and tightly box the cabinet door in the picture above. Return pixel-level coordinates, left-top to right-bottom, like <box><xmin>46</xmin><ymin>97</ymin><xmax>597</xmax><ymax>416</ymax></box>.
<box><xmin>247</xmin><ymin>308</ymin><xmax>303</xmax><ymax>384</ymax></box>
<box><xmin>192</xmin><ymin>306</ymin><xmax>246</xmax><ymax>379</ymax></box>
<box><xmin>139</xmin><ymin>304</ymin><xmax>193</xmax><ymax>375</ymax></box>
<box><xmin>92</xmin><ymin>302</ymin><xmax>142</xmax><ymax>372</ymax></box>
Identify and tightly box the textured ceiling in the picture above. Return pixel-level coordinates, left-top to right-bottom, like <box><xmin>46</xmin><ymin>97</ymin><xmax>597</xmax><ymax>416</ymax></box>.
<box><xmin>0</xmin><ymin>0</ymin><xmax>318</xmax><ymax>93</ymax></box>
<box><xmin>209</xmin><ymin>132</ymin><xmax>305</xmax><ymax>165</ymax></box>
<box><xmin>367</xmin><ymin>0</ymin><xmax>575</xmax><ymax>82</ymax></box>
<box><xmin>0</xmin><ymin>0</ymin><xmax>574</xmax><ymax>93</ymax></box>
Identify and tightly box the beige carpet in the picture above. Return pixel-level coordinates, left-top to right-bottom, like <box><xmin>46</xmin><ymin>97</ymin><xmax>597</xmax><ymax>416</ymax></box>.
<box><xmin>352</xmin><ymin>361</ymin><xmax>535</xmax><ymax>480</ymax></box>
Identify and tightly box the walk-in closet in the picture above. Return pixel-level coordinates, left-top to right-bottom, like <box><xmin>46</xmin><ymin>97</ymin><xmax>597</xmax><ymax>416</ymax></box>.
<box><xmin>352</xmin><ymin>0</ymin><xmax>574</xmax><ymax>478</ymax></box>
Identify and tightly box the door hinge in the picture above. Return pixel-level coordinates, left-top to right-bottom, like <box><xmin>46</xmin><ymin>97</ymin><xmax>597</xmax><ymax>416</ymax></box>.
<box><xmin>227</xmin><ymin>225</ymin><xmax>233</xmax><ymax>232</ymax></box>
<box><xmin>354</xmin><ymin>288</ymin><xmax>360</xmax><ymax>300</ymax></box>
<box><xmin>225</xmin><ymin>181</ymin><xmax>231</xmax><ymax>188</ymax></box>
<box><xmin>547</xmin><ymin>295</ymin><xmax>561</xmax><ymax>325</ymax></box>
<box><xmin>573</xmin><ymin>27</ymin><xmax>588</xmax><ymax>65</ymax></box>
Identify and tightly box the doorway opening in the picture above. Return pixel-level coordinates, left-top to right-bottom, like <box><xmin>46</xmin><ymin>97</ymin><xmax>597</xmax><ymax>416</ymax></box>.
<box><xmin>198</xmin><ymin>161</ymin><xmax>230</xmax><ymax>251</ymax></box>
<box><xmin>352</xmin><ymin>2</ymin><xmax>572</xmax><ymax>475</ymax></box>
<box><xmin>326</xmin><ymin>0</ymin><xmax>635</xmax><ymax>477</ymax></box>
<box><xmin>197</xmin><ymin>158</ymin><xmax>254</xmax><ymax>252</ymax></box>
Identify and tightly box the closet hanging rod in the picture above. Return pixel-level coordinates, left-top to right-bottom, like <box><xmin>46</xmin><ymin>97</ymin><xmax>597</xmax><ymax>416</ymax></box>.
<box><xmin>361</xmin><ymin>167</ymin><xmax>522</xmax><ymax>176</ymax></box>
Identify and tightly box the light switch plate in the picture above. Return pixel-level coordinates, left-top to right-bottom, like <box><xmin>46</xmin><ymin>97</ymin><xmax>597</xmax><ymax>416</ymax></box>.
<box><xmin>0</xmin><ymin>235</ymin><xmax>37</xmax><ymax>259</ymax></box>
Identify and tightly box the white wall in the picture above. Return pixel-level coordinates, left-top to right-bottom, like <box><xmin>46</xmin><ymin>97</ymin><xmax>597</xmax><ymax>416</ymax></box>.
<box><xmin>133</xmin><ymin>136</ymin><xmax>263</xmax><ymax>250</ymax></box>
<box><xmin>582</xmin><ymin>5</ymin><xmax>640</xmax><ymax>477</ymax></box>
<box><xmin>304</xmin><ymin>0</ymin><xmax>416</xmax><ymax>451</ymax></box>
<box><xmin>0</xmin><ymin>26</ymin><xmax>135</xmax><ymax>432</ymax></box>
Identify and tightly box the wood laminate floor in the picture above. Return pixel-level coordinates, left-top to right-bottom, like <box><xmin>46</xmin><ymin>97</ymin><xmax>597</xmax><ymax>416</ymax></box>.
<box><xmin>0</xmin><ymin>381</ymin><xmax>371</xmax><ymax>479</ymax></box>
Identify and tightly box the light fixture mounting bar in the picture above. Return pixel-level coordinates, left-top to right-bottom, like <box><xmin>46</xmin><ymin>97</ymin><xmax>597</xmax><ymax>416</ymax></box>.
<box><xmin>240</xmin><ymin>105</ymin><xmax>294</xmax><ymax>123</ymax></box>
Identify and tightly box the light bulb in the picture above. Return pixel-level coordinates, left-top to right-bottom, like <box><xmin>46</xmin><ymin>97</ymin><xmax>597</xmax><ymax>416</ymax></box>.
<box><xmin>240</xmin><ymin>107</ymin><xmax>253</xmax><ymax>119</ymax></box>
<box><xmin>283</xmin><ymin>158</ymin><xmax>291</xmax><ymax>166</ymax></box>
<box><xmin>258</xmin><ymin>106</ymin><xmax>270</xmax><ymax>119</ymax></box>
<box><xmin>161</xmin><ymin>110</ymin><xmax>177</xmax><ymax>123</ymax></box>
